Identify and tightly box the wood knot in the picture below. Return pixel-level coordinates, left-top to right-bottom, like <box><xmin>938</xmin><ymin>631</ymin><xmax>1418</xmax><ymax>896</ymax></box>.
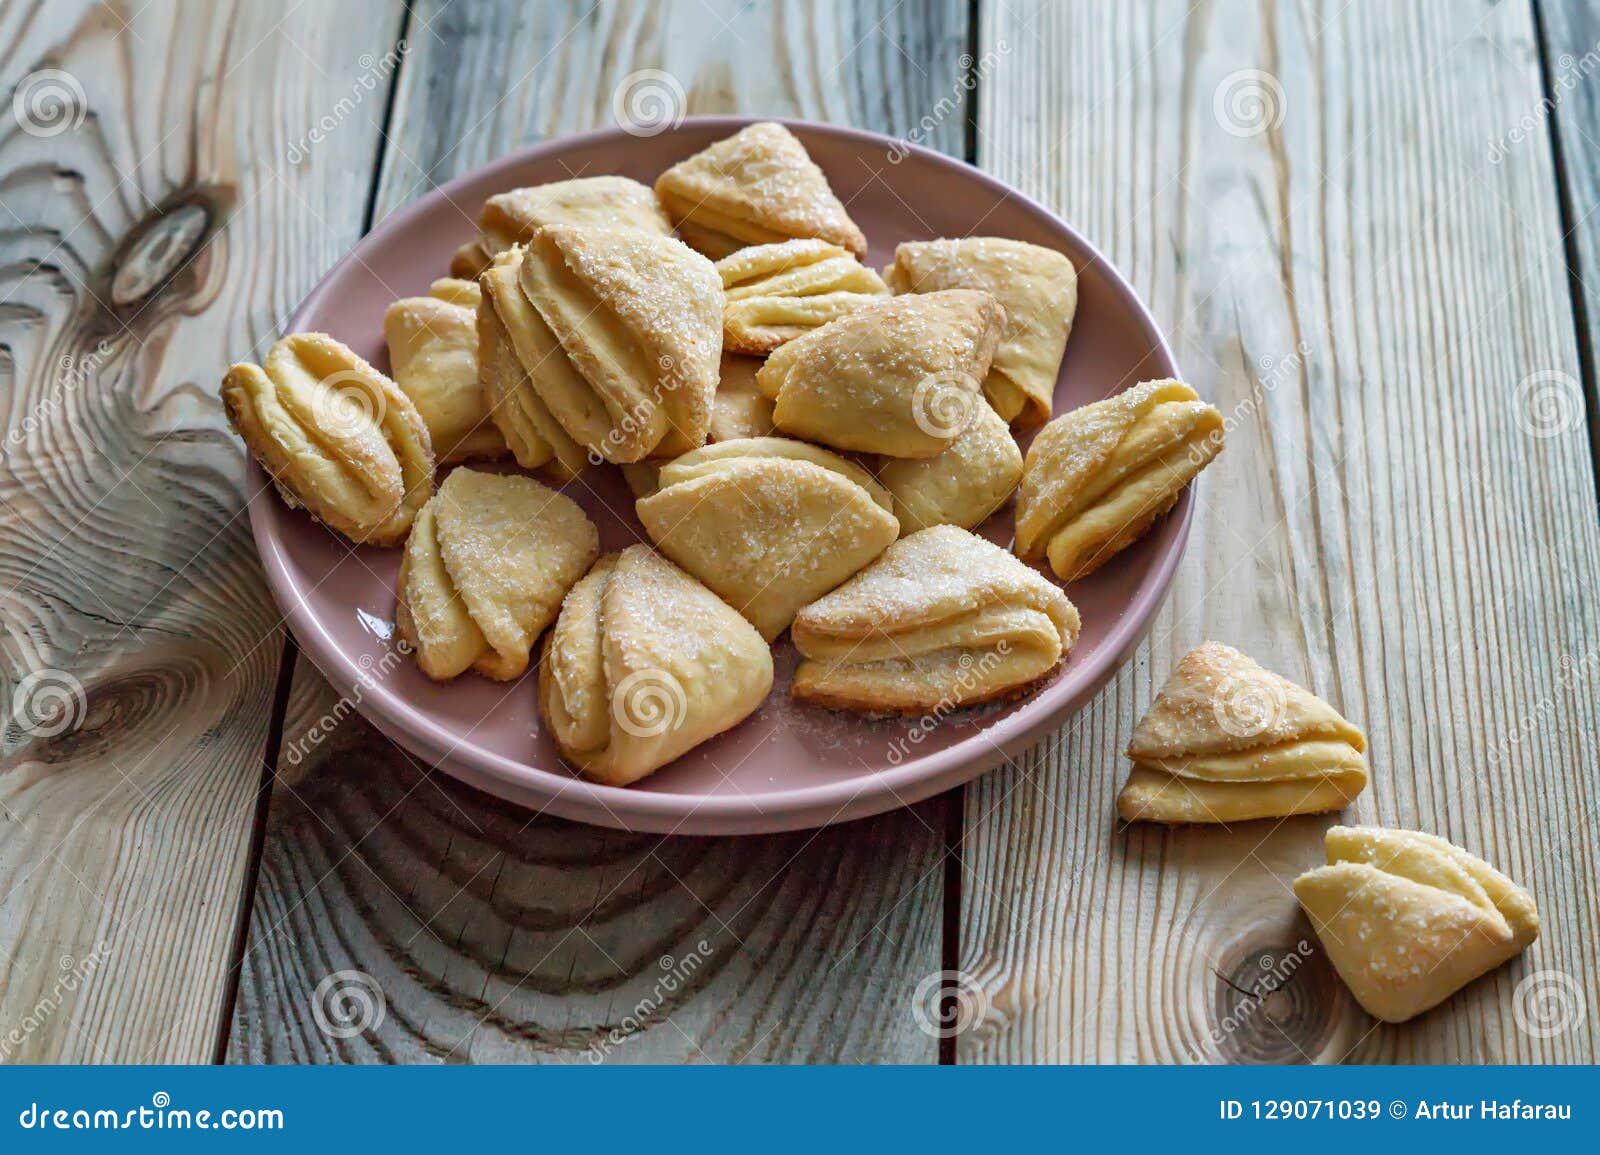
<box><xmin>99</xmin><ymin>186</ymin><xmax>232</xmax><ymax>318</ymax></box>
<box><xmin>1208</xmin><ymin>931</ymin><xmax>1342</xmax><ymax>1063</ymax></box>
<box><xmin>3</xmin><ymin>648</ymin><xmax>230</xmax><ymax>769</ymax></box>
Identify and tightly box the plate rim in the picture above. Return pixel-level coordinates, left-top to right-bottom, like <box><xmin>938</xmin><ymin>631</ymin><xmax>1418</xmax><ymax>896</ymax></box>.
<box><xmin>248</xmin><ymin>114</ymin><xmax>1188</xmax><ymax>835</ymax></box>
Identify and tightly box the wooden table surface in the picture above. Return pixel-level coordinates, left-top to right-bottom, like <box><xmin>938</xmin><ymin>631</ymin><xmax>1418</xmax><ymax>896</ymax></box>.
<box><xmin>2</xmin><ymin>0</ymin><xmax>1599</xmax><ymax>1065</ymax></box>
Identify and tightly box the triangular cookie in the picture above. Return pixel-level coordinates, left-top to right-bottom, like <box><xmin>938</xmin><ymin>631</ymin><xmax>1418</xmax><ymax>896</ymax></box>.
<box><xmin>885</xmin><ymin>237</ymin><xmax>1077</xmax><ymax>428</ymax></box>
<box><xmin>1116</xmin><ymin>642</ymin><xmax>1368</xmax><ymax>824</ymax></box>
<box><xmin>540</xmin><ymin>546</ymin><xmax>774</xmax><ymax>786</ymax></box>
<box><xmin>1294</xmin><ymin>826</ymin><xmax>1538</xmax><ymax>1022</ymax></box>
<box><xmin>654</xmin><ymin>122</ymin><xmax>867</xmax><ymax>258</ymax></box>
<box><xmin>396</xmin><ymin>469</ymin><xmax>598</xmax><ymax>680</ymax></box>
<box><xmin>634</xmin><ymin>437</ymin><xmax>899</xmax><ymax>641</ymax></box>
<box><xmin>790</xmin><ymin>525</ymin><xmax>1080</xmax><ymax>713</ymax></box>
<box><xmin>1015</xmin><ymin>379</ymin><xmax>1223</xmax><ymax>581</ymax></box>
<box><xmin>757</xmin><ymin>289</ymin><xmax>1007</xmax><ymax>458</ymax></box>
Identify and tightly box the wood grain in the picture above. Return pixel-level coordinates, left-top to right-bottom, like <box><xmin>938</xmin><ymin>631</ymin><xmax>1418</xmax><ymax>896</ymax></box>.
<box><xmin>1541</xmin><ymin>0</ymin><xmax>1600</xmax><ymax>479</ymax></box>
<box><xmin>0</xmin><ymin>0</ymin><xmax>401</xmax><ymax>1061</ymax></box>
<box><xmin>956</xmin><ymin>0</ymin><xmax>1600</xmax><ymax>1063</ymax></box>
<box><xmin>226</xmin><ymin>0</ymin><xmax>969</xmax><ymax>1064</ymax></box>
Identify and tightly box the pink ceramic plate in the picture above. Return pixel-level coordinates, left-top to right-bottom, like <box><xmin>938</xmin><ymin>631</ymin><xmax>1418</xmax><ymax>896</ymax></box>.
<box><xmin>248</xmin><ymin>117</ymin><xmax>1185</xmax><ymax>835</ymax></box>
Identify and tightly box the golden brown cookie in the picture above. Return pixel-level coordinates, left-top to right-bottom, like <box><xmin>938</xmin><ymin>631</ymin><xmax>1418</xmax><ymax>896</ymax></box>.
<box><xmin>1295</xmin><ymin>826</ymin><xmax>1539</xmax><ymax>1023</ymax></box>
<box><xmin>1116</xmin><ymin>642</ymin><xmax>1368</xmax><ymax>824</ymax></box>
<box><xmin>449</xmin><ymin>175</ymin><xmax>672</xmax><ymax>278</ymax></box>
<box><xmin>875</xmin><ymin>401</ymin><xmax>1022</xmax><ymax>535</ymax></box>
<box><xmin>654</xmin><ymin>122</ymin><xmax>867</xmax><ymax>258</ymax></box>
<box><xmin>222</xmin><ymin>332</ymin><xmax>434</xmax><ymax>546</ymax></box>
<box><xmin>756</xmin><ymin>289</ymin><xmax>1007</xmax><ymax>458</ymax></box>
<box><xmin>635</xmin><ymin>437</ymin><xmax>898</xmax><ymax>641</ymax></box>
<box><xmin>540</xmin><ymin>546</ymin><xmax>774</xmax><ymax>786</ymax></box>
<box><xmin>717</xmin><ymin>239</ymin><xmax>888</xmax><ymax>353</ymax></box>
<box><xmin>885</xmin><ymin>237</ymin><xmax>1077</xmax><ymax>428</ymax></box>
<box><xmin>395</xmin><ymin>468</ymin><xmax>597</xmax><ymax>681</ymax></box>
<box><xmin>791</xmin><ymin>525</ymin><xmax>1080</xmax><ymax>713</ymax></box>
<box><xmin>1015</xmin><ymin>379</ymin><xmax>1224</xmax><ymax>581</ymax></box>
<box><xmin>384</xmin><ymin>278</ymin><xmax>506</xmax><ymax>464</ymax></box>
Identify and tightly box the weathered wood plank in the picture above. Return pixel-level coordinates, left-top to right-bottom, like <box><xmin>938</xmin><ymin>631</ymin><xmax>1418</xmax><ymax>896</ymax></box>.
<box><xmin>1541</xmin><ymin>0</ymin><xmax>1600</xmax><ymax>473</ymax></box>
<box><xmin>0</xmin><ymin>0</ymin><xmax>401</xmax><ymax>1061</ymax></box>
<box><xmin>957</xmin><ymin>0</ymin><xmax>1600</xmax><ymax>1063</ymax></box>
<box><xmin>227</xmin><ymin>0</ymin><xmax>970</xmax><ymax>1065</ymax></box>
